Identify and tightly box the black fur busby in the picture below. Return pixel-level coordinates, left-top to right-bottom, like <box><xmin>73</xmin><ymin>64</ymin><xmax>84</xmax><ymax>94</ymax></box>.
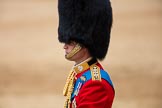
<box><xmin>58</xmin><ymin>0</ymin><xmax>113</xmax><ymax>60</ymax></box>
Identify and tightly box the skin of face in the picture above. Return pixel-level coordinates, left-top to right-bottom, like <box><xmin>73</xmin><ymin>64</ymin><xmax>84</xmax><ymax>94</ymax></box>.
<box><xmin>63</xmin><ymin>41</ymin><xmax>91</xmax><ymax>64</ymax></box>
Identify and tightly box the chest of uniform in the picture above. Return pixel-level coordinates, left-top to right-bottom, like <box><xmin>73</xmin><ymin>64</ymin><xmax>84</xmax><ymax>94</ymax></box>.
<box><xmin>71</xmin><ymin>75</ymin><xmax>86</xmax><ymax>108</ymax></box>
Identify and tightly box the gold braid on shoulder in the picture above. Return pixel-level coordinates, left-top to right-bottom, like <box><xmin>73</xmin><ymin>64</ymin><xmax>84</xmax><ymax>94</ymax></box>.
<box><xmin>63</xmin><ymin>69</ymin><xmax>76</xmax><ymax>108</ymax></box>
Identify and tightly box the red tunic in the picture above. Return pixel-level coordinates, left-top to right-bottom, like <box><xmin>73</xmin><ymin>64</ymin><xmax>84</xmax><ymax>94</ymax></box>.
<box><xmin>71</xmin><ymin>63</ymin><xmax>115</xmax><ymax>108</ymax></box>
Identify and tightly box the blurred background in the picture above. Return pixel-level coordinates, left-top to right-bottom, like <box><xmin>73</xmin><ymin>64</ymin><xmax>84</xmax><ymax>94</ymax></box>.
<box><xmin>0</xmin><ymin>0</ymin><xmax>162</xmax><ymax>108</ymax></box>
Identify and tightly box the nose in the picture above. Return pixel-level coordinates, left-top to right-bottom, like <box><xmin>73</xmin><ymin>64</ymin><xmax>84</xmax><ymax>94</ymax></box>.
<box><xmin>63</xmin><ymin>44</ymin><xmax>67</xmax><ymax>49</ymax></box>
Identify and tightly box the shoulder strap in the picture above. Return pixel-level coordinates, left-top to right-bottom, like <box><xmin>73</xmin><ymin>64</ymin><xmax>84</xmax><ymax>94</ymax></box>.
<box><xmin>83</xmin><ymin>70</ymin><xmax>114</xmax><ymax>87</ymax></box>
<box><xmin>71</xmin><ymin>69</ymin><xmax>114</xmax><ymax>100</ymax></box>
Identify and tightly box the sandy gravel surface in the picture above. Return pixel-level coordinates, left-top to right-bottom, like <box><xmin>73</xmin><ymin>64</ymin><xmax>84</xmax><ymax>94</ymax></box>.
<box><xmin>0</xmin><ymin>0</ymin><xmax>162</xmax><ymax>108</ymax></box>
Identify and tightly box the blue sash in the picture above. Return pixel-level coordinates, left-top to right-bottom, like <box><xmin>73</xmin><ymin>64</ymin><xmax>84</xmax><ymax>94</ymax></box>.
<box><xmin>71</xmin><ymin>69</ymin><xmax>114</xmax><ymax>100</ymax></box>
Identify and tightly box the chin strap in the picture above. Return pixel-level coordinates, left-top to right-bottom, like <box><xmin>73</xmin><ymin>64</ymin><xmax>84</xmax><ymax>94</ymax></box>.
<box><xmin>65</xmin><ymin>43</ymin><xmax>82</xmax><ymax>59</ymax></box>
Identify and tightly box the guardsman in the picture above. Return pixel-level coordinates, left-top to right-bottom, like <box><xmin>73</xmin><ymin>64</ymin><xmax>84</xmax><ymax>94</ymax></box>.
<box><xmin>58</xmin><ymin>0</ymin><xmax>115</xmax><ymax>108</ymax></box>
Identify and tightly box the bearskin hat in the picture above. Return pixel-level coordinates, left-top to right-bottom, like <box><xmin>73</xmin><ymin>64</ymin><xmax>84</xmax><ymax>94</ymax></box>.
<box><xmin>58</xmin><ymin>0</ymin><xmax>113</xmax><ymax>60</ymax></box>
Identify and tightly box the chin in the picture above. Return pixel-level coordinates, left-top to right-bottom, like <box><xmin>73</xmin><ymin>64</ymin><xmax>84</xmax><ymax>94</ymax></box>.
<box><xmin>66</xmin><ymin>57</ymin><xmax>78</xmax><ymax>63</ymax></box>
<box><xmin>65</xmin><ymin>55</ymin><xmax>73</xmax><ymax>61</ymax></box>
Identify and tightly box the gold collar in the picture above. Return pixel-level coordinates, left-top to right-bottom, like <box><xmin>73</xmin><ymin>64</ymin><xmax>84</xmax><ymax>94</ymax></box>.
<box><xmin>73</xmin><ymin>57</ymin><xmax>95</xmax><ymax>74</ymax></box>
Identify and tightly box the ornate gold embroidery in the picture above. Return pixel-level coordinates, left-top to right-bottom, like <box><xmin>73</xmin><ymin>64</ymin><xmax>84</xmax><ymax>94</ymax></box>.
<box><xmin>63</xmin><ymin>70</ymin><xmax>76</xmax><ymax>108</ymax></box>
<box><xmin>90</xmin><ymin>65</ymin><xmax>101</xmax><ymax>81</ymax></box>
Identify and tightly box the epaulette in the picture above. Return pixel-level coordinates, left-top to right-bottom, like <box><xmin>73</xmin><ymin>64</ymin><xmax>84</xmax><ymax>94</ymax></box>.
<box><xmin>90</xmin><ymin>64</ymin><xmax>101</xmax><ymax>81</ymax></box>
<box><xmin>71</xmin><ymin>69</ymin><xmax>114</xmax><ymax>100</ymax></box>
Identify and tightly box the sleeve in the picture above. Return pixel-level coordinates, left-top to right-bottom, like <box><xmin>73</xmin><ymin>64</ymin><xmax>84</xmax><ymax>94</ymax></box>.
<box><xmin>76</xmin><ymin>79</ymin><xmax>114</xmax><ymax>108</ymax></box>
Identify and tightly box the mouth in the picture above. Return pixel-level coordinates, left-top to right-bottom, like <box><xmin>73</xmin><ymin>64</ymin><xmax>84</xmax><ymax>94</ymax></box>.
<box><xmin>65</xmin><ymin>51</ymin><xmax>69</xmax><ymax>55</ymax></box>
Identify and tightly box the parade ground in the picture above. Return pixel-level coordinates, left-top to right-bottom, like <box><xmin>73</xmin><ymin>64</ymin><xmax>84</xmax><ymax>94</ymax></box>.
<box><xmin>0</xmin><ymin>0</ymin><xmax>162</xmax><ymax>108</ymax></box>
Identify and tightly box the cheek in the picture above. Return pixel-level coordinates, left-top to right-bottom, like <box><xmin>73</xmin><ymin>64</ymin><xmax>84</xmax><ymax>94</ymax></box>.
<box><xmin>66</xmin><ymin>45</ymin><xmax>75</xmax><ymax>52</ymax></box>
<box><xmin>75</xmin><ymin>49</ymin><xmax>85</xmax><ymax>57</ymax></box>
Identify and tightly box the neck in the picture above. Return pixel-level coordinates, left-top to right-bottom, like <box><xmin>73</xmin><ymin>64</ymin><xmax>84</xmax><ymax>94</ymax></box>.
<box><xmin>75</xmin><ymin>54</ymin><xmax>91</xmax><ymax>65</ymax></box>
